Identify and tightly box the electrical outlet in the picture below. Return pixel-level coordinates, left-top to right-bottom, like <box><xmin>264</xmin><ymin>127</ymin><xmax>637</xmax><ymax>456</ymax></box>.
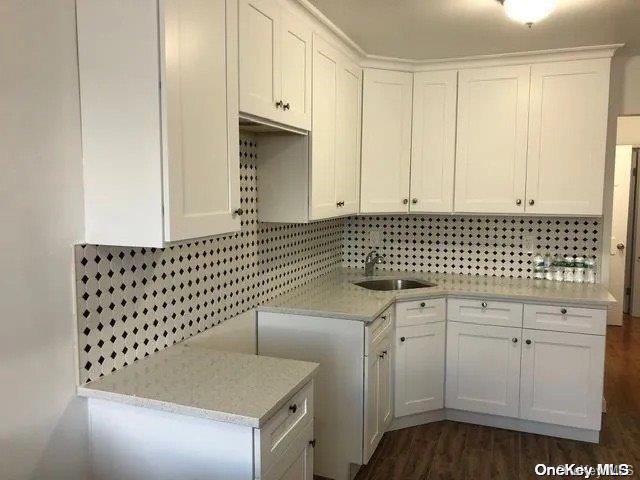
<box><xmin>522</xmin><ymin>234</ymin><xmax>536</xmax><ymax>254</ymax></box>
<box><xmin>369</xmin><ymin>230</ymin><xmax>382</xmax><ymax>248</ymax></box>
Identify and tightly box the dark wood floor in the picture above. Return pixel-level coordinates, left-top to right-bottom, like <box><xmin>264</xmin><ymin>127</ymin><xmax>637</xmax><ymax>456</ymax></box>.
<box><xmin>354</xmin><ymin>316</ymin><xmax>640</xmax><ymax>480</ymax></box>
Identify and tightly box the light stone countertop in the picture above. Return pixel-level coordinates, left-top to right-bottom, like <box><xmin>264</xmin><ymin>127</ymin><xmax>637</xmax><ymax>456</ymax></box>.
<box><xmin>77</xmin><ymin>344</ymin><xmax>318</xmax><ymax>428</ymax></box>
<box><xmin>257</xmin><ymin>267</ymin><xmax>616</xmax><ymax>322</ymax></box>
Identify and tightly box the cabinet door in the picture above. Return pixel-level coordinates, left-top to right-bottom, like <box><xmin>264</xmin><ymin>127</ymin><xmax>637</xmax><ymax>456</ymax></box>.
<box><xmin>378</xmin><ymin>332</ymin><xmax>393</xmax><ymax>431</ymax></box>
<box><xmin>278</xmin><ymin>11</ymin><xmax>312</xmax><ymax>130</ymax></box>
<box><xmin>335</xmin><ymin>59</ymin><xmax>362</xmax><ymax>215</ymax></box>
<box><xmin>520</xmin><ymin>329</ymin><xmax>605</xmax><ymax>430</ymax></box>
<box><xmin>526</xmin><ymin>59</ymin><xmax>610</xmax><ymax>215</ymax></box>
<box><xmin>410</xmin><ymin>70</ymin><xmax>457</xmax><ymax>213</ymax></box>
<box><xmin>455</xmin><ymin>65</ymin><xmax>530</xmax><ymax>214</ymax></box>
<box><xmin>445</xmin><ymin>321</ymin><xmax>522</xmax><ymax>417</ymax></box>
<box><xmin>361</xmin><ymin>69</ymin><xmax>413</xmax><ymax>213</ymax></box>
<box><xmin>395</xmin><ymin>322</ymin><xmax>445</xmax><ymax>417</ymax></box>
<box><xmin>162</xmin><ymin>0</ymin><xmax>241</xmax><ymax>241</ymax></box>
<box><xmin>239</xmin><ymin>0</ymin><xmax>280</xmax><ymax>122</ymax></box>
<box><xmin>263</xmin><ymin>420</ymin><xmax>314</xmax><ymax>480</ymax></box>
<box><xmin>363</xmin><ymin>350</ymin><xmax>381</xmax><ymax>464</ymax></box>
<box><xmin>310</xmin><ymin>36</ymin><xmax>339</xmax><ymax>220</ymax></box>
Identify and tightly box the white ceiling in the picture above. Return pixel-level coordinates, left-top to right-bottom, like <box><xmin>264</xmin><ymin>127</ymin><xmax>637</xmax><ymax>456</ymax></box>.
<box><xmin>307</xmin><ymin>0</ymin><xmax>640</xmax><ymax>59</ymax></box>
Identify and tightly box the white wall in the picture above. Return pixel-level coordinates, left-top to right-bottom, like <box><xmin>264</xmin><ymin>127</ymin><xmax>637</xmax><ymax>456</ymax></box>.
<box><xmin>617</xmin><ymin>116</ymin><xmax>640</xmax><ymax>146</ymax></box>
<box><xmin>0</xmin><ymin>2</ymin><xmax>88</xmax><ymax>479</ymax></box>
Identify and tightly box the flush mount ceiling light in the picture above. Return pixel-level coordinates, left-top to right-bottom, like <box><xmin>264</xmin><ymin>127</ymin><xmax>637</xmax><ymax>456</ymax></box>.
<box><xmin>497</xmin><ymin>0</ymin><xmax>557</xmax><ymax>27</ymax></box>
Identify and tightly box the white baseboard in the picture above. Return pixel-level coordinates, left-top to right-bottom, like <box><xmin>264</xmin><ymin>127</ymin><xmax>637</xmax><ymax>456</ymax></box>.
<box><xmin>387</xmin><ymin>408</ymin><xmax>600</xmax><ymax>443</ymax></box>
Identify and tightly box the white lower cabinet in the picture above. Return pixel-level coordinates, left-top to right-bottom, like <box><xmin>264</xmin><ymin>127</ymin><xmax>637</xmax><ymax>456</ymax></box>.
<box><xmin>364</xmin><ymin>313</ymin><xmax>393</xmax><ymax>464</ymax></box>
<box><xmin>395</xmin><ymin>322</ymin><xmax>445</xmax><ymax>417</ymax></box>
<box><xmin>263</xmin><ymin>421</ymin><xmax>314</xmax><ymax>480</ymax></box>
<box><xmin>520</xmin><ymin>329</ymin><xmax>605</xmax><ymax>430</ymax></box>
<box><xmin>445</xmin><ymin>321</ymin><xmax>522</xmax><ymax>417</ymax></box>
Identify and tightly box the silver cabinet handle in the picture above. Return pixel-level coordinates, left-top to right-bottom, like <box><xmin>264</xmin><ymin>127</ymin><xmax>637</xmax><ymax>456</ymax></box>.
<box><xmin>481</xmin><ymin>301</ymin><xmax>488</xmax><ymax>308</ymax></box>
<box><xmin>529</xmin><ymin>199</ymin><xmax>535</xmax><ymax>206</ymax></box>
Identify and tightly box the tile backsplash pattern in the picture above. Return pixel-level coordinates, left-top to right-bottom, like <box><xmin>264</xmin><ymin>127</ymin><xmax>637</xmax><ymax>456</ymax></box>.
<box><xmin>343</xmin><ymin>215</ymin><xmax>602</xmax><ymax>278</ymax></box>
<box><xmin>76</xmin><ymin>135</ymin><xmax>344</xmax><ymax>383</ymax></box>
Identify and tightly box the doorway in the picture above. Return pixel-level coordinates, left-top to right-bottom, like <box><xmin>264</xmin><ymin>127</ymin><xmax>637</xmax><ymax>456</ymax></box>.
<box><xmin>609</xmin><ymin>116</ymin><xmax>640</xmax><ymax>325</ymax></box>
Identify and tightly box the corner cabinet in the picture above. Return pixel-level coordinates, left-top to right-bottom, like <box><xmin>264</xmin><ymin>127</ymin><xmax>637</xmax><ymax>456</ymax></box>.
<box><xmin>239</xmin><ymin>0</ymin><xmax>311</xmax><ymax>131</ymax></box>
<box><xmin>77</xmin><ymin>0</ymin><xmax>241</xmax><ymax>247</ymax></box>
<box><xmin>257</xmin><ymin>35</ymin><xmax>361</xmax><ymax>223</ymax></box>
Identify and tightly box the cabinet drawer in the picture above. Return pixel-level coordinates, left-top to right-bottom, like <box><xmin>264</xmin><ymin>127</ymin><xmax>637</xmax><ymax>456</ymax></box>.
<box><xmin>257</xmin><ymin>380</ymin><xmax>314</xmax><ymax>475</ymax></box>
<box><xmin>365</xmin><ymin>307</ymin><xmax>393</xmax><ymax>355</ymax></box>
<box><xmin>523</xmin><ymin>304</ymin><xmax>606</xmax><ymax>335</ymax></box>
<box><xmin>447</xmin><ymin>298</ymin><xmax>523</xmax><ymax>328</ymax></box>
<box><xmin>396</xmin><ymin>298</ymin><xmax>445</xmax><ymax>327</ymax></box>
<box><xmin>261</xmin><ymin>419</ymin><xmax>314</xmax><ymax>480</ymax></box>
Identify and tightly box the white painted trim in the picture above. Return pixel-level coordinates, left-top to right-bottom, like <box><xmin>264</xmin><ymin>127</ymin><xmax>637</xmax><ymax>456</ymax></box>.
<box><xmin>291</xmin><ymin>0</ymin><xmax>623</xmax><ymax>72</ymax></box>
<box><xmin>386</xmin><ymin>409</ymin><xmax>600</xmax><ymax>443</ymax></box>
<box><xmin>293</xmin><ymin>0</ymin><xmax>366</xmax><ymax>57</ymax></box>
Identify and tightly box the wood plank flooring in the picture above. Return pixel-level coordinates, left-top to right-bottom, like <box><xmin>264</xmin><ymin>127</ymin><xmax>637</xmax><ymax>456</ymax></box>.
<box><xmin>354</xmin><ymin>317</ymin><xmax>640</xmax><ymax>480</ymax></box>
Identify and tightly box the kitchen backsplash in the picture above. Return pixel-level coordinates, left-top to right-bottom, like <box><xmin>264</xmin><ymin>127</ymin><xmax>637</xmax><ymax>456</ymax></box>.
<box><xmin>343</xmin><ymin>215</ymin><xmax>602</xmax><ymax>278</ymax></box>
<box><xmin>75</xmin><ymin>136</ymin><xmax>604</xmax><ymax>384</ymax></box>
<box><xmin>75</xmin><ymin>135</ymin><xmax>344</xmax><ymax>383</ymax></box>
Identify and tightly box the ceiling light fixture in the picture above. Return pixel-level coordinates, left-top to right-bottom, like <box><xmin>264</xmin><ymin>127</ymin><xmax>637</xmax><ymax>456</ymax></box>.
<box><xmin>497</xmin><ymin>0</ymin><xmax>557</xmax><ymax>27</ymax></box>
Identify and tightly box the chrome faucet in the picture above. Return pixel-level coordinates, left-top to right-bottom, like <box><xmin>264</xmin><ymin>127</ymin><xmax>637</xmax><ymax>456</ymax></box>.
<box><xmin>364</xmin><ymin>251</ymin><xmax>385</xmax><ymax>276</ymax></box>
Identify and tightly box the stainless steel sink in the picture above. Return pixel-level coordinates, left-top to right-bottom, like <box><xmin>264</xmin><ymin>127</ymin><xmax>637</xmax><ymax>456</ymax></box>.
<box><xmin>353</xmin><ymin>278</ymin><xmax>436</xmax><ymax>291</ymax></box>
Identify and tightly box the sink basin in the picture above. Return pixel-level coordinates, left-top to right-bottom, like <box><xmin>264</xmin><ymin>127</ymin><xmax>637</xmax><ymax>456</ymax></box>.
<box><xmin>353</xmin><ymin>278</ymin><xmax>436</xmax><ymax>291</ymax></box>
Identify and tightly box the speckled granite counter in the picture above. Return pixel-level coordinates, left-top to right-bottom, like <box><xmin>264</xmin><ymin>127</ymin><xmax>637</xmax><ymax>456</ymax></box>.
<box><xmin>77</xmin><ymin>344</ymin><xmax>318</xmax><ymax>428</ymax></box>
<box><xmin>257</xmin><ymin>268</ymin><xmax>616</xmax><ymax>322</ymax></box>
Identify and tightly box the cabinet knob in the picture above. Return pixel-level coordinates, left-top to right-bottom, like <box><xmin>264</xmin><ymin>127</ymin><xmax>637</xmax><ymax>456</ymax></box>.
<box><xmin>309</xmin><ymin>439</ymin><xmax>316</xmax><ymax>448</ymax></box>
<box><xmin>512</xmin><ymin>337</ymin><xmax>518</xmax><ymax>343</ymax></box>
<box><xmin>400</xmin><ymin>336</ymin><xmax>406</xmax><ymax>342</ymax></box>
<box><xmin>283</xmin><ymin>102</ymin><xmax>290</xmax><ymax>111</ymax></box>
<box><xmin>412</xmin><ymin>198</ymin><xmax>418</xmax><ymax>204</ymax></box>
<box><xmin>525</xmin><ymin>339</ymin><xmax>532</xmax><ymax>345</ymax></box>
<box><xmin>233</xmin><ymin>208</ymin><xmax>244</xmax><ymax>216</ymax></box>
<box><xmin>275</xmin><ymin>100</ymin><xmax>283</xmax><ymax>109</ymax></box>
<box><xmin>560</xmin><ymin>308</ymin><xmax>567</xmax><ymax>315</ymax></box>
<box><xmin>289</xmin><ymin>404</ymin><xmax>298</xmax><ymax>414</ymax></box>
<box><xmin>403</xmin><ymin>198</ymin><xmax>409</xmax><ymax>205</ymax></box>
<box><xmin>336</xmin><ymin>201</ymin><xmax>345</xmax><ymax>207</ymax></box>
<box><xmin>420</xmin><ymin>302</ymin><xmax>426</xmax><ymax>308</ymax></box>
<box><xmin>516</xmin><ymin>199</ymin><xmax>522</xmax><ymax>206</ymax></box>
<box><xmin>481</xmin><ymin>301</ymin><xmax>488</xmax><ymax>308</ymax></box>
<box><xmin>528</xmin><ymin>199</ymin><xmax>535</xmax><ymax>206</ymax></box>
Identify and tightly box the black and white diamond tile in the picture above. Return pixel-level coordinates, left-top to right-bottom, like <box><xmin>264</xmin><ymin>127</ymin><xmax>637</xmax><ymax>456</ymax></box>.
<box><xmin>343</xmin><ymin>215</ymin><xmax>602</xmax><ymax>278</ymax></box>
<box><xmin>76</xmin><ymin>135</ymin><xmax>344</xmax><ymax>383</ymax></box>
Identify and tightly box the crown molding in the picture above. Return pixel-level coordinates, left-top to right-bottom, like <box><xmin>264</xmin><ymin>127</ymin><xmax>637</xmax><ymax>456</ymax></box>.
<box><xmin>292</xmin><ymin>1</ymin><xmax>624</xmax><ymax>71</ymax></box>
<box><xmin>361</xmin><ymin>44</ymin><xmax>625</xmax><ymax>72</ymax></box>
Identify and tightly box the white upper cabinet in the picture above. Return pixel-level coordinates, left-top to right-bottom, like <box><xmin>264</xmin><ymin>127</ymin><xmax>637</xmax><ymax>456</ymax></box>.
<box><xmin>525</xmin><ymin>59</ymin><xmax>611</xmax><ymax>215</ymax></box>
<box><xmin>310</xmin><ymin>36</ymin><xmax>339</xmax><ymax>219</ymax></box>
<box><xmin>239</xmin><ymin>0</ymin><xmax>311</xmax><ymax>131</ymax></box>
<box><xmin>335</xmin><ymin>60</ymin><xmax>362</xmax><ymax>215</ymax></box>
<box><xmin>410</xmin><ymin>71</ymin><xmax>457</xmax><ymax>213</ymax></box>
<box><xmin>77</xmin><ymin>0</ymin><xmax>240</xmax><ymax>247</ymax></box>
<box><xmin>454</xmin><ymin>65</ymin><xmax>530</xmax><ymax>214</ymax></box>
<box><xmin>361</xmin><ymin>69</ymin><xmax>413</xmax><ymax>213</ymax></box>
<box><xmin>258</xmin><ymin>35</ymin><xmax>361</xmax><ymax>223</ymax></box>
